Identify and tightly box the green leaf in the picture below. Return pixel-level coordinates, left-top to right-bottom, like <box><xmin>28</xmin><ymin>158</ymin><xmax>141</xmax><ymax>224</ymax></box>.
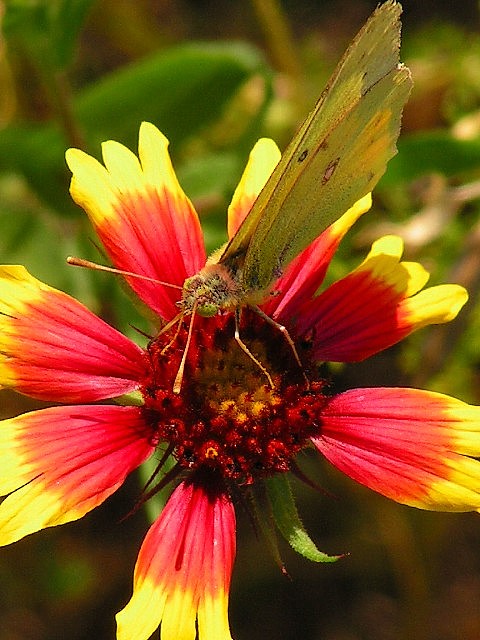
<box><xmin>382</xmin><ymin>131</ymin><xmax>480</xmax><ymax>186</ymax></box>
<box><xmin>51</xmin><ymin>0</ymin><xmax>96</xmax><ymax>68</ymax></box>
<box><xmin>0</xmin><ymin>124</ymin><xmax>77</xmax><ymax>215</ymax></box>
<box><xmin>178</xmin><ymin>151</ymin><xmax>241</xmax><ymax>252</ymax></box>
<box><xmin>178</xmin><ymin>151</ymin><xmax>240</xmax><ymax>201</ymax></box>
<box><xmin>3</xmin><ymin>0</ymin><xmax>95</xmax><ymax>70</ymax></box>
<box><xmin>0</xmin><ymin>175</ymin><xmax>81</xmax><ymax>288</ymax></box>
<box><xmin>0</xmin><ymin>42</ymin><xmax>270</xmax><ymax>213</ymax></box>
<box><xmin>75</xmin><ymin>41</ymin><xmax>269</xmax><ymax>150</ymax></box>
<box><xmin>138</xmin><ymin>453</ymin><xmax>177</xmax><ymax>523</ymax></box>
<box><xmin>3</xmin><ymin>1</ymin><xmax>51</xmax><ymax>42</ymax></box>
<box><xmin>266</xmin><ymin>475</ymin><xmax>341</xmax><ymax>563</ymax></box>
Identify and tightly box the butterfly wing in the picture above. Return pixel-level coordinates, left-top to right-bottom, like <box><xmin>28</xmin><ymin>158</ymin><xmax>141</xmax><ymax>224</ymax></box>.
<box><xmin>219</xmin><ymin>0</ymin><xmax>412</xmax><ymax>294</ymax></box>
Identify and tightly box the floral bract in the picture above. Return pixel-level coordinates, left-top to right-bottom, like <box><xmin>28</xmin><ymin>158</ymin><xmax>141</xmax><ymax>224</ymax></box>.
<box><xmin>1</xmin><ymin>122</ymin><xmax>479</xmax><ymax>640</ymax></box>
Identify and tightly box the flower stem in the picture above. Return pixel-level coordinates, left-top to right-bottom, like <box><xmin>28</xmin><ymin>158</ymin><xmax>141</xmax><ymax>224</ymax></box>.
<box><xmin>250</xmin><ymin>0</ymin><xmax>303</xmax><ymax>81</ymax></box>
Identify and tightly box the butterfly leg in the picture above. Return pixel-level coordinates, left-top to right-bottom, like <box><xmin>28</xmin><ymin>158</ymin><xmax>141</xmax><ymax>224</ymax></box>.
<box><xmin>160</xmin><ymin>312</ymin><xmax>184</xmax><ymax>355</ymax></box>
<box><xmin>251</xmin><ymin>305</ymin><xmax>309</xmax><ymax>388</ymax></box>
<box><xmin>234</xmin><ymin>308</ymin><xmax>274</xmax><ymax>388</ymax></box>
<box><xmin>173</xmin><ymin>306</ymin><xmax>197</xmax><ymax>394</ymax></box>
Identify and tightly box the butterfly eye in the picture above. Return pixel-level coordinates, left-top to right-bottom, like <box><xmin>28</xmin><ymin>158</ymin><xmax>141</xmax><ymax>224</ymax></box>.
<box><xmin>197</xmin><ymin>302</ymin><xmax>219</xmax><ymax>318</ymax></box>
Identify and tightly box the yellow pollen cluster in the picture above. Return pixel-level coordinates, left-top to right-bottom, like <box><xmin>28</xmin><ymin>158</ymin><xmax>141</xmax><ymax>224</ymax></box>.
<box><xmin>209</xmin><ymin>388</ymin><xmax>277</xmax><ymax>422</ymax></box>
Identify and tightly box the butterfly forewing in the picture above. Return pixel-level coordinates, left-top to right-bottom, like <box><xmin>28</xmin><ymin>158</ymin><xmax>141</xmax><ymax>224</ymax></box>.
<box><xmin>218</xmin><ymin>0</ymin><xmax>412</xmax><ymax>294</ymax></box>
<box><xmin>243</xmin><ymin>63</ymin><xmax>411</xmax><ymax>291</ymax></box>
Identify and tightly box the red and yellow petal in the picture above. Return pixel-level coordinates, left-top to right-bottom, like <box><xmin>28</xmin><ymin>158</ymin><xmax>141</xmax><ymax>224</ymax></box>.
<box><xmin>0</xmin><ymin>265</ymin><xmax>145</xmax><ymax>402</ymax></box>
<box><xmin>297</xmin><ymin>235</ymin><xmax>468</xmax><ymax>362</ymax></box>
<box><xmin>314</xmin><ymin>387</ymin><xmax>480</xmax><ymax>511</ymax></box>
<box><xmin>264</xmin><ymin>193</ymin><xmax>372</xmax><ymax>320</ymax></box>
<box><xmin>0</xmin><ymin>405</ymin><xmax>154</xmax><ymax>545</ymax></box>
<box><xmin>66</xmin><ymin>122</ymin><xmax>206</xmax><ymax>321</ymax></box>
<box><xmin>116</xmin><ymin>479</ymin><xmax>235</xmax><ymax>640</ymax></box>
<box><xmin>227</xmin><ymin>138</ymin><xmax>281</xmax><ymax>239</ymax></box>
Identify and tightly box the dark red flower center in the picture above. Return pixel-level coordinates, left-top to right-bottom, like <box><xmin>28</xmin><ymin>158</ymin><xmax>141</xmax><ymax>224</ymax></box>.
<box><xmin>140</xmin><ymin>310</ymin><xmax>326</xmax><ymax>485</ymax></box>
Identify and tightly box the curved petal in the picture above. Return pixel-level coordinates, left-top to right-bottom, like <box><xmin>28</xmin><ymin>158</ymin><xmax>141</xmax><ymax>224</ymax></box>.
<box><xmin>227</xmin><ymin>138</ymin><xmax>281</xmax><ymax>239</ymax></box>
<box><xmin>0</xmin><ymin>265</ymin><xmax>145</xmax><ymax>402</ymax></box>
<box><xmin>116</xmin><ymin>478</ymin><xmax>236</xmax><ymax>640</ymax></box>
<box><xmin>297</xmin><ymin>236</ymin><xmax>468</xmax><ymax>361</ymax></box>
<box><xmin>313</xmin><ymin>387</ymin><xmax>480</xmax><ymax>511</ymax></box>
<box><xmin>0</xmin><ymin>405</ymin><xmax>154</xmax><ymax>545</ymax></box>
<box><xmin>66</xmin><ymin>122</ymin><xmax>206</xmax><ymax>321</ymax></box>
<box><xmin>264</xmin><ymin>193</ymin><xmax>372</xmax><ymax>320</ymax></box>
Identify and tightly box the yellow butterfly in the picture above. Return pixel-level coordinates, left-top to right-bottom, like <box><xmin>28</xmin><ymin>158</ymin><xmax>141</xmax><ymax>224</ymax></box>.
<box><xmin>181</xmin><ymin>0</ymin><xmax>411</xmax><ymax>316</ymax></box>
<box><xmin>177</xmin><ymin>1</ymin><xmax>412</xmax><ymax>390</ymax></box>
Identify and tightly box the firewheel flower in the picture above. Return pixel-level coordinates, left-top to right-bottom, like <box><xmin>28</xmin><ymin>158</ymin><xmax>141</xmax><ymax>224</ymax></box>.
<box><xmin>0</xmin><ymin>121</ymin><xmax>479</xmax><ymax>640</ymax></box>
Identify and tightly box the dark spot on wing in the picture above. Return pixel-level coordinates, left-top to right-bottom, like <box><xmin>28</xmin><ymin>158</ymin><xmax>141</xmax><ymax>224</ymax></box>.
<box><xmin>321</xmin><ymin>157</ymin><xmax>340</xmax><ymax>185</ymax></box>
<box><xmin>276</xmin><ymin>241</ymin><xmax>293</xmax><ymax>275</ymax></box>
<box><xmin>273</xmin><ymin>263</ymin><xmax>283</xmax><ymax>279</ymax></box>
<box><xmin>297</xmin><ymin>149</ymin><xmax>308</xmax><ymax>163</ymax></box>
<box><xmin>319</xmin><ymin>139</ymin><xmax>328</xmax><ymax>151</ymax></box>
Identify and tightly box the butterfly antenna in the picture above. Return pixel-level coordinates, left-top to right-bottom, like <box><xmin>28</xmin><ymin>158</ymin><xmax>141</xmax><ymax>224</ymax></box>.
<box><xmin>67</xmin><ymin>256</ymin><xmax>182</xmax><ymax>290</ymax></box>
<box><xmin>173</xmin><ymin>302</ymin><xmax>197</xmax><ymax>394</ymax></box>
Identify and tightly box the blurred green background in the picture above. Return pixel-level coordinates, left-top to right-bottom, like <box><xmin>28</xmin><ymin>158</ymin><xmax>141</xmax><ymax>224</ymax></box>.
<box><xmin>2</xmin><ymin>0</ymin><xmax>480</xmax><ymax>638</ymax></box>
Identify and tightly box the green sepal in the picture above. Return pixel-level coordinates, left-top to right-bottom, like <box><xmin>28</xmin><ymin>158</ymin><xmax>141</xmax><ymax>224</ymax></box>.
<box><xmin>115</xmin><ymin>390</ymin><xmax>144</xmax><ymax>406</ymax></box>
<box><xmin>250</xmin><ymin>485</ymin><xmax>286</xmax><ymax>573</ymax></box>
<box><xmin>266</xmin><ymin>474</ymin><xmax>342</xmax><ymax>563</ymax></box>
<box><xmin>139</xmin><ymin>449</ymin><xmax>177</xmax><ymax>523</ymax></box>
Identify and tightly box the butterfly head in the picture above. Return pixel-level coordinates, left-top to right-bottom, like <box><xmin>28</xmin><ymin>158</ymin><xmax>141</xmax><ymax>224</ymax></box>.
<box><xmin>180</xmin><ymin>263</ymin><xmax>243</xmax><ymax>318</ymax></box>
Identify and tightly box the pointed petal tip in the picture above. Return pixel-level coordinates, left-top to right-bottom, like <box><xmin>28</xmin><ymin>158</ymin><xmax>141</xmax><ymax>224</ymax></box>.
<box><xmin>117</xmin><ymin>480</ymin><xmax>235</xmax><ymax>640</ymax></box>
